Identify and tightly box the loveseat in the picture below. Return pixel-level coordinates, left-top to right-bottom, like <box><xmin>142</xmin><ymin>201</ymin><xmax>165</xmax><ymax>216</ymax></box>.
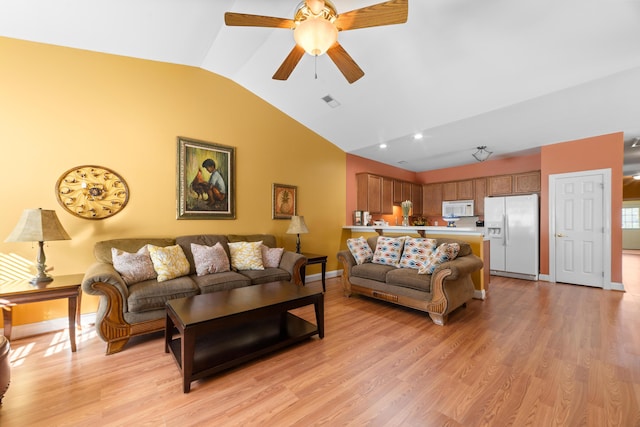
<box><xmin>337</xmin><ymin>236</ymin><xmax>483</xmax><ymax>325</ymax></box>
<box><xmin>82</xmin><ymin>234</ymin><xmax>306</xmax><ymax>355</ymax></box>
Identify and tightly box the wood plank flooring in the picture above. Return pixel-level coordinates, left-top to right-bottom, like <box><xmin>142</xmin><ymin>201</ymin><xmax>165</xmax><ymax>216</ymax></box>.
<box><xmin>1</xmin><ymin>262</ymin><xmax>640</xmax><ymax>426</ymax></box>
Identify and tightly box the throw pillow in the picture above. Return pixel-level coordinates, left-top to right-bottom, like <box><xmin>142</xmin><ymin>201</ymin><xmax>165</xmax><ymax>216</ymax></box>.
<box><xmin>372</xmin><ymin>236</ymin><xmax>406</xmax><ymax>267</ymax></box>
<box><xmin>111</xmin><ymin>246</ymin><xmax>157</xmax><ymax>286</ymax></box>
<box><xmin>398</xmin><ymin>237</ymin><xmax>437</xmax><ymax>270</ymax></box>
<box><xmin>261</xmin><ymin>245</ymin><xmax>284</xmax><ymax>268</ymax></box>
<box><xmin>418</xmin><ymin>243</ymin><xmax>461</xmax><ymax>275</ymax></box>
<box><xmin>191</xmin><ymin>242</ymin><xmax>230</xmax><ymax>276</ymax></box>
<box><xmin>346</xmin><ymin>236</ymin><xmax>373</xmax><ymax>265</ymax></box>
<box><xmin>147</xmin><ymin>244</ymin><xmax>191</xmax><ymax>282</ymax></box>
<box><xmin>228</xmin><ymin>241</ymin><xmax>264</xmax><ymax>271</ymax></box>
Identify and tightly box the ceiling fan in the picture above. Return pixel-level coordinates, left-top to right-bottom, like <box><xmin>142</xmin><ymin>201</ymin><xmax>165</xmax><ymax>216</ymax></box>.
<box><xmin>224</xmin><ymin>0</ymin><xmax>408</xmax><ymax>84</ymax></box>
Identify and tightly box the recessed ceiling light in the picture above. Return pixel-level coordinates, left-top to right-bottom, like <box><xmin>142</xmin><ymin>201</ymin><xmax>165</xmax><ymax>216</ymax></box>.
<box><xmin>379</xmin><ymin>143</ymin><xmax>387</xmax><ymax>149</ymax></box>
<box><xmin>413</xmin><ymin>133</ymin><xmax>423</xmax><ymax>140</ymax></box>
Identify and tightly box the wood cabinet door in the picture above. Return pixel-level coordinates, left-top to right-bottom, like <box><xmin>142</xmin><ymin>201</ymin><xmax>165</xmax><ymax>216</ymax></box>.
<box><xmin>382</xmin><ymin>177</ymin><xmax>394</xmax><ymax>214</ymax></box>
<box><xmin>487</xmin><ymin>175</ymin><xmax>513</xmax><ymax>196</ymax></box>
<box><xmin>422</xmin><ymin>183</ymin><xmax>443</xmax><ymax>216</ymax></box>
<box><xmin>411</xmin><ymin>183</ymin><xmax>423</xmax><ymax>215</ymax></box>
<box><xmin>513</xmin><ymin>171</ymin><xmax>541</xmax><ymax>193</ymax></box>
<box><xmin>356</xmin><ymin>173</ymin><xmax>382</xmax><ymax>213</ymax></box>
<box><xmin>457</xmin><ymin>180</ymin><xmax>474</xmax><ymax>200</ymax></box>
<box><xmin>393</xmin><ymin>180</ymin><xmax>403</xmax><ymax>204</ymax></box>
<box><xmin>442</xmin><ymin>182</ymin><xmax>457</xmax><ymax>201</ymax></box>
<box><xmin>474</xmin><ymin>178</ymin><xmax>486</xmax><ymax>216</ymax></box>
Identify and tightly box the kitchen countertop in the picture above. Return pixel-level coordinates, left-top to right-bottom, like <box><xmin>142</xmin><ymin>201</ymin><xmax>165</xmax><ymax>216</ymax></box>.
<box><xmin>344</xmin><ymin>225</ymin><xmax>485</xmax><ymax>237</ymax></box>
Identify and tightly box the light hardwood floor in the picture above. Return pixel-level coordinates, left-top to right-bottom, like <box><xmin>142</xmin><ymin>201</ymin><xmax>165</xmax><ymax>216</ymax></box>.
<box><xmin>2</xmin><ymin>257</ymin><xmax>640</xmax><ymax>426</ymax></box>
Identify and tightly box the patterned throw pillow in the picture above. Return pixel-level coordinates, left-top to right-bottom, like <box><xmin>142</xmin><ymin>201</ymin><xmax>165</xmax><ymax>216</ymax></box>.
<box><xmin>111</xmin><ymin>246</ymin><xmax>157</xmax><ymax>285</ymax></box>
<box><xmin>372</xmin><ymin>236</ymin><xmax>406</xmax><ymax>267</ymax></box>
<box><xmin>418</xmin><ymin>243</ymin><xmax>461</xmax><ymax>275</ymax></box>
<box><xmin>398</xmin><ymin>237</ymin><xmax>437</xmax><ymax>270</ymax></box>
<box><xmin>147</xmin><ymin>244</ymin><xmax>191</xmax><ymax>282</ymax></box>
<box><xmin>228</xmin><ymin>241</ymin><xmax>264</xmax><ymax>271</ymax></box>
<box><xmin>191</xmin><ymin>242</ymin><xmax>230</xmax><ymax>276</ymax></box>
<box><xmin>346</xmin><ymin>236</ymin><xmax>373</xmax><ymax>265</ymax></box>
<box><xmin>261</xmin><ymin>245</ymin><xmax>284</xmax><ymax>268</ymax></box>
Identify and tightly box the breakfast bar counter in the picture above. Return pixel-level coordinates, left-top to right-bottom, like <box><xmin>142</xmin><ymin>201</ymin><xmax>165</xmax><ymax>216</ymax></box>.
<box><xmin>343</xmin><ymin>225</ymin><xmax>484</xmax><ymax>237</ymax></box>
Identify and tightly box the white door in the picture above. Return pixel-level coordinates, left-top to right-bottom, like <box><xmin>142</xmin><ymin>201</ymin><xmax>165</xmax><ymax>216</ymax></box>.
<box><xmin>553</xmin><ymin>172</ymin><xmax>606</xmax><ymax>287</ymax></box>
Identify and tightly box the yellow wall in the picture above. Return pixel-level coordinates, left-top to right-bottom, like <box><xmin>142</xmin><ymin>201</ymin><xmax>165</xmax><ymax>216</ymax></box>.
<box><xmin>0</xmin><ymin>37</ymin><xmax>346</xmax><ymax>327</ymax></box>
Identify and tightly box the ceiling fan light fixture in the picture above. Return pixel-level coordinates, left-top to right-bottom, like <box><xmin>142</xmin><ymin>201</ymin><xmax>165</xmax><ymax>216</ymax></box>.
<box><xmin>294</xmin><ymin>17</ymin><xmax>338</xmax><ymax>56</ymax></box>
<box><xmin>472</xmin><ymin>146</ymin><xmax>493</xmax><ymax>162</ymax></box>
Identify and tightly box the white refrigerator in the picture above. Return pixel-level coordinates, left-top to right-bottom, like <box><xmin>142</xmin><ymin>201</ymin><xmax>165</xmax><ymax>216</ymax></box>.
<box><xmin>484</xmin><ymin>194</ymin><xmax>539</xmax><ymax>280</ymax></box>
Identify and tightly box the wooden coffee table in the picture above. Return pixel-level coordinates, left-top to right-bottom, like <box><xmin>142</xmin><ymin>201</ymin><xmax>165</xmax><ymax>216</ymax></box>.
<box><xmin>165</xmin><ymin>281</ymin><xmax>324</xmax><ymax>393</ymax></box>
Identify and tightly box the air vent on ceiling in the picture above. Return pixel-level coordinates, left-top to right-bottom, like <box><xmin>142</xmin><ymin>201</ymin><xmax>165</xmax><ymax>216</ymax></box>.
<box><xmin>321</xmin><ymin>95</ymin><xmax>340</xmax><ymax>108</ymax></box>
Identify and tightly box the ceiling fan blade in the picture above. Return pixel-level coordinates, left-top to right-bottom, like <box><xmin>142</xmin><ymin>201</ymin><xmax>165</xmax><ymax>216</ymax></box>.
<box><xmin>326</xmin><ymin>42</ymin><xmax>365</xmax><ymax>84</ymax></box>
<box><xmin>273</xmin><ymin>45</ymin><xmax>306</xmax><ymax>81</ymax></box>
<box><xmin>334</xmin><ymin>0</ymin><xmax>408</xmax><ymax>31</ymax></box>
<box><xmin>224</xmin><ymin>12</ymin><xmax>295</xmax><ymax>29</ymax></box>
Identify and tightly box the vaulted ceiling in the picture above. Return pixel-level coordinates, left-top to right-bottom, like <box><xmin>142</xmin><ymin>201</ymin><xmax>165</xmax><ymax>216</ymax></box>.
<box><xmin>2</xmin><ymin>0</ymin><xmax>640</xmax><ymax>174</ymax></box>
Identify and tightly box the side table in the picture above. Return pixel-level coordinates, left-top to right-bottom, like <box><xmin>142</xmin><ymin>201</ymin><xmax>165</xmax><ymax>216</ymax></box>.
<box><xmin>301</xmin><ymin>253</ymin><xmax>328</xmax><ymax>292</ymax></box>
<box><xmin>0</xmin><ymin>273</ymin><xmax>83</xmax><ymax>352</ymax></box>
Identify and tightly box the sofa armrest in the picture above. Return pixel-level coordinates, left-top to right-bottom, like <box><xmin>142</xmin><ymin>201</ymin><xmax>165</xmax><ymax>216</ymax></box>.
<box><xmin>432</xmin><ymin>254</ymin><xmax>484</xmax><ymax>281</ymax></box>
<box><xmin>279</xmin><ymin>251</ymin><xmax>306</xmax><ymax>286</ymax></box>
<box><xmin>82</xmin><ymin>262</ymin><xmax>129</xmax><ymax>300</ymax></box>
<box><xmin>336</xmin><ymin>250</ymin><xmax>356</xmax><ymax>296</ymax></box>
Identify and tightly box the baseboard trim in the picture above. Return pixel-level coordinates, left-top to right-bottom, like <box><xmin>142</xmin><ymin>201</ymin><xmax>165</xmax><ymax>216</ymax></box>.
<box><xmin>538</xmin><ymin>274</ymin><xmax>550</xmax><ymax>282</ymax></box>
<box><xmin>305</xmin><ymin>269</ymin><xmax>341</xmax><ymax>284</ymax></box>
<box><xmin>607</xmin><ymin>281</ymin><xmax>625</xmax><ymax>292</ymax></box>
<box><xmin>473</xmin><ymin>289</ymin><xmax>486</xmax><ymax>300</ymax></box>
<box><xmin>1</xmin><ymin>313</ymin><xmax>96</xmax><ymax>341</ymax></box>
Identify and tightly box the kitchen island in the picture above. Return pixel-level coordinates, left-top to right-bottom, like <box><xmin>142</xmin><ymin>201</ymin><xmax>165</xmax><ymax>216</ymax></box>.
<box><xmin>342</xmin><ymin>225</ymin><xmax>490</xmax><ymax>298</ymax></box>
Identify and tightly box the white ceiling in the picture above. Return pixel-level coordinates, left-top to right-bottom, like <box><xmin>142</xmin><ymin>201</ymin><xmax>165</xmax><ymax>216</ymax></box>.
<box><xmin>2</xmin><ymin>0</ymin><xmax>640</xmax><ymax>174</ymax></box>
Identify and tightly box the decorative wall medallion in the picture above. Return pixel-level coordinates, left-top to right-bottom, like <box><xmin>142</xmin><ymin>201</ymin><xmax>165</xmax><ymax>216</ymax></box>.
<box><xmin>55</xmin><ymin>165</ymin><xmax>129</xmax><ymax>219</ymax></box>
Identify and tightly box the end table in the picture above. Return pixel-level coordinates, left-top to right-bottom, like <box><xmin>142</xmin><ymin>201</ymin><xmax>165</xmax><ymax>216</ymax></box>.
<box><xmin>301</xmin><ymin>253</ymin><xmax>327</xmax><ymax>292</ymax></box>
<box><xmin>0</xmin><ymin>273</ymin><xmax>83</xmax><ymax>352</ymax></box>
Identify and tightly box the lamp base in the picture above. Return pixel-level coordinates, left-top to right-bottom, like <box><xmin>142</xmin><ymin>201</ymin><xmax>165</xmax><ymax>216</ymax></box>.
<box><xmin>29</xmin><ymin>275</ymin><xmax>53</xmax><ymax>285</ymax></box>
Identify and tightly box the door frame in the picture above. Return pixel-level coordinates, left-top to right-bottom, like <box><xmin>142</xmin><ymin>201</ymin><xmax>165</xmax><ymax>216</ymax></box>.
<box><xmin>548</xmin><ymin>168</ymin><xmax>612</xmax><ymax>288</ymax></box>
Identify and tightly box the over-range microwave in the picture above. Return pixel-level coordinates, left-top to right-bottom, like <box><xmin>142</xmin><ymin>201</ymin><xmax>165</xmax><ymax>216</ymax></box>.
<box><xmin>442</xmin><ymin>200</ymin><xmax>475</xmax><ymax>217</ymax></box>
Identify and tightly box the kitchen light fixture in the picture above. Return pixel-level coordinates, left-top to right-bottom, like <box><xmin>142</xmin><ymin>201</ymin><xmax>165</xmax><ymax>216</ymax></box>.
<box><xmin>5</xmin><ymin>208</ymin><xmax>71</xmax><ymax>284</ymax></box>
<box><xmin>632</xmin><ymin>137</ymin><xmax>640</xmax><ymax>148</ymax></box>
<box><xmin>472</xmin><ymin>146</ymin><xmax>493</xmax><ymax>162</ymax></box>
<box><xmin>633</xmin><ymin>174</ymin><xmax>640</xmax><ymax>180</ymax></box>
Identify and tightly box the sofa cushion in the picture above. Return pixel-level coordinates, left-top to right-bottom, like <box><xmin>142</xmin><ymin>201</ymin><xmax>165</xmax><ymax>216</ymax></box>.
<box><xmin>176</xmin><ymin>235</ymin><xmax>230</xmax><ymax>275</ymax></box>
<box><xmin>148</xmin><ymin>244</ymin><xmax>191</xmax><ymax>282</ymax></box>
<box><xmin>386</xmin><ymin>267</ymin><xmax>432</xmax><ymax>292</ymax></box>
<box><xmin>191</xmin><ymin>242</ymin><xmax>230</xmax><ymax>276</ymax></box>
<box><xmin>261</xmin><ymin>245</ymin><xmax>284</xmax><ymax>268</ymax></box>
<box><xmin>372</xmin><ymin>236</ymin><xmax>405</xmax><ymax>267</ymax></box>
<box><xmin>351</xmin><ymin>262</ymin><xmax>396</xmax><ymax>282</ymax></box>
<box><xmin>398</xmin><ymin>237</ymin><xmax>437</xmax><ymax>270</ymax></box>
<box><xmin>419</xmin><ymin>243</ymin><xmax>461</xmax><ymax>275</ymax></box>
<box><xmin>228</xmin><ymin>241</ymin><xmax>264</xmax><ymax>271</ymax></box>
<box><xmin>239</xmin><ymin>268</ymin><xmax>291</xmax><ymax>285</ymax></box>
<box><xmin>436</xmin><ymin>238</ymin><xmax>471</xmax><ymax>257</ymax></box>
<box><xmin>111</xmin><ymin>246</ymin><xmax>157</xmax><ymax>285</ymax></box>
<box><xmin>192</xmin><ymin>271</ymin><xmax>252</xmax><ymax>294</ymax></box>
<box><xmin>127</xmin><ymin>276</ymin><xmax>199</xmax><ymax>313</ymax></box>
<box><xmin>346</xmin><ymin>236</ymin><xmax>374</xmax><ymax>265</ymax></box>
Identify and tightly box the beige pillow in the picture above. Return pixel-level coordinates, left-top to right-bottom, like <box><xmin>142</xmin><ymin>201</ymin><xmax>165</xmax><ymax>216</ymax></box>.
<box><xmin>261</xmin><ymin>245</ymin><xmax>284</xmax><ymax>268</ymax></box>
<box><xmin>228</xmin><ymin>241</ymin><xmax>264</xmax><ymax>271</ymax></box>
<box><xmin>111</xmin><ymin>246</ymin><xmax>157</xmax><ymax>285</ymax></box>
<box><xmin>191</xmin><ymin>242</ymin><xmax>230</xmax><ymax>276</ymax></box>
<box><xmin>147</xmin><ymin>244</ymin><xmax>191</xmax><ymax>282</ymax></box>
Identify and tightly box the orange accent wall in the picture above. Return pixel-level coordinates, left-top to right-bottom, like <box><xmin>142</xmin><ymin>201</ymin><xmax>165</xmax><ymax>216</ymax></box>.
<box><xmin>540</xmin><ymin>132</ymin><xmax>623</xmax><ymax>283</ymax></box>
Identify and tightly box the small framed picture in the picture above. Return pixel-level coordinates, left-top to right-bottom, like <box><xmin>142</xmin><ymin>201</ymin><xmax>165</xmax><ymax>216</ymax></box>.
<box><xmin>272</xmin><ymin>183</ymin><xmax>297</xmax><ymax>219</ymax></box>
<box><xmin>353</xmin><ymin>210</ymin><xmax>363</xmax><ymax>225</ymax></box>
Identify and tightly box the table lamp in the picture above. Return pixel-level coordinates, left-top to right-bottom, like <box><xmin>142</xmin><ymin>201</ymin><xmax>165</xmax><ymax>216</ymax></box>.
<box><xmin>286</xmin><ymin>215</ymin><xmax>309</xmax><ymax>253</ymax></box>
<box><xmin>5</xmin><ymin>208</ymin><xmax>71</xmax><ymax>284</ymax></box>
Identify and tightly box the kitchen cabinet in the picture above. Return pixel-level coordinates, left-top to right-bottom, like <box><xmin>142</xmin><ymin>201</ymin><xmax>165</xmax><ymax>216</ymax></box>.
<box><xmin>411</xmin><ymin>183</ymin><xmax>423</xmax><ymax>216</ymax></box>
<box><xmin>513</xmin><ymin>171</ymin><xmax>541</xmax><ymax>194</ymax></box>
<box><xmin>487</xmin><ymin>175</ymin><xmax>513</xmax><ymax>196</ymax></box>
<box><xmin>442</xmin><ymin>180</ymin><xmax>474</xmax><ymax>201</ymax></box>
<box><xmin>356</xmin><ymin>173</ymin><xmax>382</xmax><ymax>213</ymax></box>
<box><xmin>393</xmin><ymin>180</ymin><xmax>412</xmax><ymax>204</ymax></box>
<box><xmin>474</xmin><ymin>178</ymin><xmax>486</xmax><ymax>216</ymax></box>
<box><xmin>382</xmin><ymin>177</ymin><xmax>394</xmax><ymax>214</ymax></box>
<box><xmin>442</xmin><ymin>182</ymin><xmax>457</xmax><ymax>201</ymax></box>
<box><xmin>422</xmin><ymin>183</ymin><xmax>443</xmax><ymax>217</ymax></box>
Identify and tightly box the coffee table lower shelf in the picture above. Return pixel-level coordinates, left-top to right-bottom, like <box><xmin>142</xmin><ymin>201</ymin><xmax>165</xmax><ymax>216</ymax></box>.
<box><xmin>167</xmin><ymin>312</ymin><xmax>318</xmax><ymax>391</ymax></box>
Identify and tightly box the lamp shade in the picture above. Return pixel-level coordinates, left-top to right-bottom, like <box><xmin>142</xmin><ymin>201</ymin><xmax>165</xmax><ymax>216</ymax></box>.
<box><xmin>5</xmin><ymin>208</ymin><xmax>71</xmax><ymax>243</ymax></box>
<box><xmin>286</xmin><ymin>216</ymin><xmax>309</xmax><ymax>235</ymax></box>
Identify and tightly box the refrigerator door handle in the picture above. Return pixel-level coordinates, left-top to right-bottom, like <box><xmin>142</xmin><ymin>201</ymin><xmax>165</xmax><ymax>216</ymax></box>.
<box><xmin>504</xmin><ymin>214</ymin><xmax>509</xmax><ymax>246</ymax></box>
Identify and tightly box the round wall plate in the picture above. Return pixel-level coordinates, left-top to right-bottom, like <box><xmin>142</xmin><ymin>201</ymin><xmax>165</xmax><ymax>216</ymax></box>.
<box><xmin>55</xmin><ymin>165</ymin><xmax>129</xmax><ymax>219</ymax></box>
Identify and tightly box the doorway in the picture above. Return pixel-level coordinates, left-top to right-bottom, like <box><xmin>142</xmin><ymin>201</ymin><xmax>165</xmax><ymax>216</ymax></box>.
<box><xmin>549</xmin><ymin>169</ymin><xmax>612</xmax><ymax>288</ymax></box>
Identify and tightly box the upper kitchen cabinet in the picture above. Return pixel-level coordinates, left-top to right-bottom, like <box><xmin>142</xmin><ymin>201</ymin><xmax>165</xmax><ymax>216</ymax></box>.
<box><xmin>443</xmin><ymin>180</ymin><xmax>474</xmax><ymax>201</ymax></box>
<box><xmin>422</xmin><ymin>183</ymin><xmax>443</xmax><ymax>216</ymax></box>
<box><xmin>357</xmin><ymin>173</ymin><xmax>393</xmax><ymax>214</ymax></box>
<box><xmin>411</xmin><ymin>183</ymin><xmax>423</xmax><ymax>215</ymax></box>
<box><xmin>393</xmin><ymin>180</ymin><xmax>412</xmax><ymax>204</ymax></box>
<box><xmin>487</xmin><ymin>171</ymin><xmax>541</xmax><ymax>196</ymax></box>
<box><xmin>474</xmin><ymin>178</ymin><xmax>486</xmax><ymax>216</ymax></box>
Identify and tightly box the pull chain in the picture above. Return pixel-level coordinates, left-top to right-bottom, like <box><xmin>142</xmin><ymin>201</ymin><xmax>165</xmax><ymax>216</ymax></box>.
<box><xmin>315</xmin><ymin>55</ymin><xmax>318</xmax><ymax>79</ymax></box>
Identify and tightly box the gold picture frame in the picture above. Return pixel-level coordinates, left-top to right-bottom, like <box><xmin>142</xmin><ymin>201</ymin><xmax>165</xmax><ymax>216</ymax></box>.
<box><xmin>177</xmin><ymin>136</ymin><xmax>235</xmax><ymax>219</ymax></box>
<box><xmin>272</xmin><ymin>183</ymin><xmax>297</xmax><ymax>219</ymax></box>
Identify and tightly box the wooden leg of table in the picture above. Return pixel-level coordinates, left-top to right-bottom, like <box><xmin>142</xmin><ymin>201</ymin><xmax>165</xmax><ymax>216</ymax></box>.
<box><xmin>321</xmin><ymin>262</ymin><xmax>326</xmax><ymax>292</ymax></box>
<box><xmin>76</xmin><ymin>289</ymin><xmax>83</xmax><ymax>330</ymax></box>
<box><xmin>2</xmin><ymin>310</ymin><xmax>11</xmax><ymax>341</ymax></box>
<box><xmin>68</xmin><ymin>295</ymin><xmax>77</xmax><ymax>352</ymax></box>
<box><xmin>315</xmin><ymin>295</ymin><xmax>325</xmax><ymax>339</ymax></box>
<box><xmin>182</xmin><ymin>331</ymin><xmax>194</xmax><ymax>393</ymax></box>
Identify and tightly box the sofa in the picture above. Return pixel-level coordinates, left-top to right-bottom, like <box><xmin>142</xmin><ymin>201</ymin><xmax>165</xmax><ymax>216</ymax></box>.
<box><xmin>337</xmin><ymin>236</ymin><xmax>483</xmax><ymax>325</ymax></box>
<box><xmin>82</xmin><ymin>234</ymin><xmax>306</xmax><ymax>355</ymax></box>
